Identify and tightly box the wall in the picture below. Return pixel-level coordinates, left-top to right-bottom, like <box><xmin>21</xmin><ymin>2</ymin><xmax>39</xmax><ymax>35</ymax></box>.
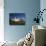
<box><xmin>40</xmin><ymin>0</ymin><xmax>46</xmax><ymax>26</ymax></box>
<box><xmin>4</xmin><ymin>0</ymin><xmax>40</xmax><ymax>42</ymax></box>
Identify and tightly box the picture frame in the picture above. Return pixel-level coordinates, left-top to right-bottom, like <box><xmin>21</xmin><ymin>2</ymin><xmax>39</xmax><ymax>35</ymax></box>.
<box><xmin>9</xmin><ymin>13</ymin><xmax>26</xmax><ymax>25</ymax></box>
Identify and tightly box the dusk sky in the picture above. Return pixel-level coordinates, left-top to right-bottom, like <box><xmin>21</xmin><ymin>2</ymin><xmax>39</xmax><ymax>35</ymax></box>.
<box><xmin>9</xmin><ymin>13</ymin><xmax>25</xmax><ymax>20</ymax></box>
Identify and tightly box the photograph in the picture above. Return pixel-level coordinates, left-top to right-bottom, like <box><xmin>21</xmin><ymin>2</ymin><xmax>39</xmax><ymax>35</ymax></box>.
<box><xmin>9</xmin><ymin>13</ymin><xmax>26</xmax><ymax>25</ymax></box>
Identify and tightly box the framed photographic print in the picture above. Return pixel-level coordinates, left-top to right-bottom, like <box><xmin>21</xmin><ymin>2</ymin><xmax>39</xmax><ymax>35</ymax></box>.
<box><xmin>9</xmin><ymin>13</ymin><xmax>26</xmax><ymax>25</ymax></box>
